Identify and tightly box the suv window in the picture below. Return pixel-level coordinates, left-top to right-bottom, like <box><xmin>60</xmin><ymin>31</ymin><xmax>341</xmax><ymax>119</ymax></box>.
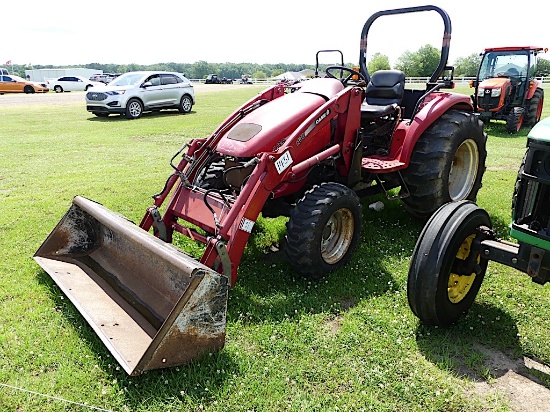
<box><xmin>160</xmin><ymin>74</ymin><xmax>179</xmax><ymax>85</ymax></box>
<box><xmin>147</xmin><ymin>75</ymin><xmax>161</xmax><ymax>86</ymax></box>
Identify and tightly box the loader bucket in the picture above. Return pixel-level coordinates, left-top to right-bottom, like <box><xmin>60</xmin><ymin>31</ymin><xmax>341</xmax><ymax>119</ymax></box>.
<box><xmin>34</xmin><ymin>196</ymin><xmax>229</xmax><ymax>376</ymax></box>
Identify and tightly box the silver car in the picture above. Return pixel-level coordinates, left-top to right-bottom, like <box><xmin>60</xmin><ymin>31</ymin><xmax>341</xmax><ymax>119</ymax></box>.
<box><xmin>85</xmin><ymin>71</ymin><xmax>195</xmax><ymax>119</ymax></box>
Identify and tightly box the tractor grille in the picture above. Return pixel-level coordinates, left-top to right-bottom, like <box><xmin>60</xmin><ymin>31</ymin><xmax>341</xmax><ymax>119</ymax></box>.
<box><xmin>478</xmin><ymin>93</ymin><xmax>500</xmax><ymax>110</ymax></box>
<box><xmin>86</xmin><ymin>91</ymin><xmax>107</xmax><ymax>101</ymax></box>
<box><xmin>513</xmin><ymin>140</ymin><xmax>550</xmax><ymax>241</ymax></box>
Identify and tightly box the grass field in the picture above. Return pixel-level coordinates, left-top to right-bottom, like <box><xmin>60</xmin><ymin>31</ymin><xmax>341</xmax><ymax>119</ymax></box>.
<box><xmin>1</xmin><ymin>84</ymin><xmax>550</xmax><ymax>411</ymax></box>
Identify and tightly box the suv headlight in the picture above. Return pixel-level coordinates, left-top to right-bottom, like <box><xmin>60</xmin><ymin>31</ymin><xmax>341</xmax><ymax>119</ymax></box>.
<box><xmin>106</xmin><ymin>90</ymin><xmax>125</xmax><ymax>96</ymax></box>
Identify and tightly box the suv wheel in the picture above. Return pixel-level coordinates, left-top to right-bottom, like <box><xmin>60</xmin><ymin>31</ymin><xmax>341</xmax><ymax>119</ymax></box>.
<box><xmin>125</xmin><ymin>98</ymin><xmax>143</xmax><ymax>119</ymax></box>
<box><xmin>178</xmin><ymin>95</ymin><xmax>193</xmax><ymax>114</ymax></box>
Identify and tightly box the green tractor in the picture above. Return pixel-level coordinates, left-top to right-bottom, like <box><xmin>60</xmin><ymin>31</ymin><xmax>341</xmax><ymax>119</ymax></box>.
<box><xmin>407</xmin><ymin>116</ymin><xmax>550</xmax><ymax>326</ymax></box>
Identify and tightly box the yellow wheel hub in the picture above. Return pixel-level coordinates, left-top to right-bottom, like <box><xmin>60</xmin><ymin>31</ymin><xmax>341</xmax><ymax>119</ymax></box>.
<box><xmin>448</xmin><ymin>234</ymin><xmax>478</xmax><ymax>303</ymax></box>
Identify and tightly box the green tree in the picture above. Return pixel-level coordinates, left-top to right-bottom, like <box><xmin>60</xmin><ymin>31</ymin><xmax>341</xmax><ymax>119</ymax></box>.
<box><xmin>190</xmin><ymin>60</ymin><xmax>213</xmax><ymax>80</ymax></box>
<box><xmin>253</xmin><ymin>70</ymin><xmax>267</xmax><ymax>79</ymax></box>
<box><xmin>367</xmin><ymin>53</ymin><xmax>391</xmax><ymax>74</ymax></box>
<box><xmin>395</xmin><ymin>44</ymin><xmax>440</xmax><ymax>77</ymax></box>
<box><xmin>453</xmin><ymin>53</ymin><xmax>481</xmax><ymax>77</ymax></box>
<box><xmin>535</xmin><ymin>57</ymin><xmax>550</xmax><ymax>77</ymax></box>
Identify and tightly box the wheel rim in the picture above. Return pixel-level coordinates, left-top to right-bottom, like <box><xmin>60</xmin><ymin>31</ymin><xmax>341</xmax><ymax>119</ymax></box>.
<box><xmin>321</xmin><ymin>208</ymin><xmax>354</xmax><ymax>264</ymax></box>
<box><xmin>182</xmin><ymin>97</ymin><xmax>191</xmax><ymax>112</ymax></box>
<box><xmin>448</xmin><ymin>139</ymin><xmax>479</xmax><ymax>200</ymax></box>
<box><xmin>448</xmin><ymin>234</ymin><xmax>478</xmax><ymax>303</ymax></box>
<box><xmin>129</xmin><ymin>101</ymin><xmax>141</xmax><ymax>117</ymax></box>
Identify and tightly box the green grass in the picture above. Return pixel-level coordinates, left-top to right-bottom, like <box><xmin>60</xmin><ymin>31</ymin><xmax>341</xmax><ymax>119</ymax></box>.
<box><xmin>1</xmin><ymin>85</ymin><xmax>550</xmax><ymax>411</ymax></box>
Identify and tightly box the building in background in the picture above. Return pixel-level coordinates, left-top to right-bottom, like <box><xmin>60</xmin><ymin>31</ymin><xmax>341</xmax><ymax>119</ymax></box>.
<box><xmin>25</xmin><ymin>68</ymin><xmax>101</xmax><ymax>82</ymax></box>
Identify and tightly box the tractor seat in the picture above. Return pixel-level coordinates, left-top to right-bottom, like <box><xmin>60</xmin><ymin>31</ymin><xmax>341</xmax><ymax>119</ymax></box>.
<box><xmin>361</xmin><ymin>70</ymin><xmax>405</xmax><ymax>119</ymax></box>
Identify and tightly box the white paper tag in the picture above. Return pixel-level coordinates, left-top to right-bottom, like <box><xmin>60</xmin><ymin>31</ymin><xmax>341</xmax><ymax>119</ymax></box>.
<box><xmin>275</xmin><ymin>151</ymin><xmax>293</xmax><ymax>174</ymax></box>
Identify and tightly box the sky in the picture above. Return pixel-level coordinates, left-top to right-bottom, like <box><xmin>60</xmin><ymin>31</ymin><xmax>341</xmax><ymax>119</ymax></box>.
<box><xmin>2</xmin><ymin>1</ymin><xmax>549</xmax><ymax>69</ymax></box>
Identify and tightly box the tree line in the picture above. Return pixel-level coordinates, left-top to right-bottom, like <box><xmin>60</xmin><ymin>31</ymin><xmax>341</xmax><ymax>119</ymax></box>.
<box><xmin>9</xmin><ymin>46</ymin><xmax>550</xmax><ymax>80</ymax></box>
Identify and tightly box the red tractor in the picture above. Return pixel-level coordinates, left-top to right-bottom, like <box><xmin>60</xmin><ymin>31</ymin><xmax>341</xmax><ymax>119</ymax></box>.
<box><xmin>35</xmin><ymin>5</ymin><xmax>487</xmax><ymax>375</ymax></box>
<box><xmin>470</xmin><ymin>46</ymin><xmax>547</xmax><ymax>133</ymax></box>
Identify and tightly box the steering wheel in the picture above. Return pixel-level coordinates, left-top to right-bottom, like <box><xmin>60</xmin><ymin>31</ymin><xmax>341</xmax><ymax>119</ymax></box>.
<box><xmin>325</xmin><ymin>65</ymin><xmax>365</xmax><ymax>86</ymax></box>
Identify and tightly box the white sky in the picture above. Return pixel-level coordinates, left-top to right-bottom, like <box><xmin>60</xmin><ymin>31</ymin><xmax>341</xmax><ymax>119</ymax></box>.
<box><xmin>3</xmin><ymin>1</ymin><xmax>548</xmax><ymax>68</ymax></box>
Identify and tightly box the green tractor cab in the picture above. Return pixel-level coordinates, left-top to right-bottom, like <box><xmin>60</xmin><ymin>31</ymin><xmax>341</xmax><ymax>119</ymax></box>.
<box><xmin>407</xmin><ymin>116</ymin><xmax>550</xmax><ymax>326</ymax></box>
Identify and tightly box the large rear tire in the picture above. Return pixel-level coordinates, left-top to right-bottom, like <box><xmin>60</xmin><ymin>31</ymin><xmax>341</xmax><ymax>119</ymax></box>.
<box><xmin>525</xmin><ymin>88</ymin><xmax>544</xmax><ymax>127</ymax></box>
<box><xmin>401</xmin><ymin>110</ymin><xmax>487</xmax><ymax>219</ymax></box>
<box><xmin>285</xmin><ymin>183</ymin><xmax>362</xmax><ymax>280</ymax></box>
<box><xmin>407</xmin><ymin>200</ymin><xmax>492</xmax><ymax>326</ymax></box>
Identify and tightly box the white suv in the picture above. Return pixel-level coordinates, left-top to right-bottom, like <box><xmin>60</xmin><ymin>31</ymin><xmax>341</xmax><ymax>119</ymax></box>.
<box><xmin>85</xmin><ymin>71</ymin><xmax>195</xmax><ymax>119</ymax></box>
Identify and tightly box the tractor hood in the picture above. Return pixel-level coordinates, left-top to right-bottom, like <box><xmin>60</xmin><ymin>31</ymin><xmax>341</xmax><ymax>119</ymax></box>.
<box><xmin>478</xmin><ymin>77</ymin><xmax>510</xmax><ymax>89</ymax></box>
<box><xmin>215</xmin><ymin>79</ymin><xmax>347</xmax><ymax>158</ymax></box>
<box><xmin>217</xmin><ymin>92</ymin><xmax>326</xmax><ymax>158</ymax></box>
<box><xmin>527</xmin><ymin>116</ymin><xmax>550</xmax><ymax>143</ymax></box>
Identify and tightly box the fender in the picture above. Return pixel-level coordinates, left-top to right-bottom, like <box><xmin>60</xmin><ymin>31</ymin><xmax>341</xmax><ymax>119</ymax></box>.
<box><xmin>525</xmin><ymin>79</ymin><xmax>543</xmax><ymax>100</ymax></box>
<box><xmin>393</xmin><ymin>91</ymin><xmax>474</xmax><ymax>167</ymax></box>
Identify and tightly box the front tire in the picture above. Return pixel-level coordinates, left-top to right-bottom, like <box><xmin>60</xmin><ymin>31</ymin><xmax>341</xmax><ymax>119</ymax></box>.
<box><xmin>407</xmin><ymin>200</ymin><xmax>492</xmax><ymax>326</ymax></box>
<box><xmin>178</xmin><ymin>95</ymin><xmax>193</xmax><ymax>113</ymax></box>
<box><xmin>54</xmin><ymin>85</ymin><xmax>63</xmax><ymax>93</ymax></box>
<box><xmin>285</xmin><ymin>183</ymin><xmax>362</xmax><ymax>280</ymax></box>
<box><xmin>506</xmin><ymin>107</ymin><xmax>524</xmax><ymax>134</ymax></box>
<box><xmin>402</xmin><ymin>110</ymin><xmax>487</xmax><ymax>219</ymax></box>
<box><xmin>24</xmin><ymin>85</ymin><xmax>35</xmax><ymax>94</ymax></box>
<box><xmin>125</xmin><ymin>98</ymin><xmax>143</xmax><ymax>119</ymax></box>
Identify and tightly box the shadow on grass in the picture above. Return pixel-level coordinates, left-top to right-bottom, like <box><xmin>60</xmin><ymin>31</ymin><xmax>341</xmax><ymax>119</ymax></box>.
<box><xmin>415</xmin><ymin>301</ymin><xmax>550</xmax><ymax>390</ymax></box>
<box><xmin>86</xmin><ymin>110</ymin><xmax>197</xmax><ymax>121</ymax></box>
<box><xmin>482</xmin><ymin>120</ymin><xmax>531</xmax><ymax>139</ymax></box>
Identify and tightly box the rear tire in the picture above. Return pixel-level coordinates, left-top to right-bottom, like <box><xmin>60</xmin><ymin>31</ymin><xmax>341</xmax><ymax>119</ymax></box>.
<box><xmin>407</xmin><ymin>200</ymin><xmax>491</xmax><ymax>326</ymax></box>
<box><xmin>402</xmin><ymin>110</ymin><xmax>487</xmax><ymax>219</ymax></box>
<box><xmin>506</xmin><ymin>107</ymin><xmax>524</xmax><ymax>134</ymax></box>
<box><xmin>125</xmin><ymin>98</ymin><xmax>143</xmax><ymax>119</ymax></box>
<box><xmin>525</xmin><ymin>88</ymin><xmax>544</xmax><ymax>127</ymax></box>
<box><xmin>285</xmin><ymin>182</ymin><xmax>362</xmax><ymax>280</ymax></box>
<box><xmin>178</xmin><ymin>95</ymin><xmax>193</xmax><ymax>113</ymax></box>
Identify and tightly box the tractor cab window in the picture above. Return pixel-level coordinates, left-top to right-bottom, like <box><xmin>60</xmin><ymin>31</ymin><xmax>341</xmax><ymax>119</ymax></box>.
<box><xmin>478</xmin><ymin>51</ymin><xmax>529</xmax><ymax>81</ymax></box>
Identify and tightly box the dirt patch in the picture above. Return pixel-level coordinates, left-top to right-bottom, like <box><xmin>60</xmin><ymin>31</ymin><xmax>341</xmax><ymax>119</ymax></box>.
<box><xmin>467</xmin><ymin>343</ymin><xmax>550</xmax><ymax>411</ymax></box>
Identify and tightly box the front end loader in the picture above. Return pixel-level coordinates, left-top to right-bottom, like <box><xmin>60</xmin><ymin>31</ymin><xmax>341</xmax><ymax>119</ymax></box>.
<box><xmin>35</xmin><ymin>5</ymin><xmax>487</xmax><ymax>375</ymax></box>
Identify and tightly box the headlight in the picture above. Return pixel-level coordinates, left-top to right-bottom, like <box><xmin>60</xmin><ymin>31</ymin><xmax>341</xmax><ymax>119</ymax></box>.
<box><xmin>477</xmin><ymin>87</ymin><xmax>484</xmax><ymax>97</ymax></box>
<box><xmin>491</xmin><ymin>88</ymin><xmax>501</xmax><ymax>97</ymax></box>
<box><xmin>106</xmin><ymin>90</ymin><xmax>125</xmax><ymax>95</ymax></box>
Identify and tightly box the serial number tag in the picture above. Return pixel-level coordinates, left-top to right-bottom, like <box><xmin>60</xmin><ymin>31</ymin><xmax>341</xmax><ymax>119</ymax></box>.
<box><xmin>275</xmin><ymin>151</ymin><xmax>293</xmax><ymax>174</ymax></box>
<box><xmin>239</xmin><ymin>218</ymin><xmax>255</xmax><ymax>233</ymax></box>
